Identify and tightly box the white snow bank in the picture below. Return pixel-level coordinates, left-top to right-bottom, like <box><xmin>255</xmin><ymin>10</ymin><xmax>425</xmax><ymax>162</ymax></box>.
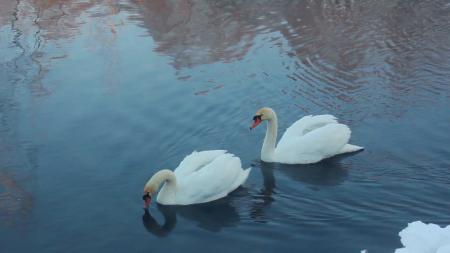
<box><xmin>395</xmin><ymin>221</ymin><xmax>450</xmax><ymax>253</ymax></box>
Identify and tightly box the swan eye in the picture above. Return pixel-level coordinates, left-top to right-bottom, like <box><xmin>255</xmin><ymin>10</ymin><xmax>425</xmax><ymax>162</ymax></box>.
<box><xmin>253</xmin><ymin>115</ymin><xmax>262</xmax><ymax>121</ymax></box>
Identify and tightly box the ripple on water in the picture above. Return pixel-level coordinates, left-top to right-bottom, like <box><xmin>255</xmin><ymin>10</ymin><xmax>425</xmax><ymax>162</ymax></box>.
<box><xmin>0</xmin><ymin>171</ymin><xmax>33</xmax><ymax>226</ymax></box>
<box><xmin>1</xmin><ymin>0</ymin><xmax>450</xmax><ymax>252</ymax></box>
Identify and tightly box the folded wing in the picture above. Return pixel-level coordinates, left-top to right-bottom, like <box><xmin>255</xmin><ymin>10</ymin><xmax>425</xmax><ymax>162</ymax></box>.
<box><xmin>175</xmin><ymin>151</ymin><xmax>250</xmax><ymax>205</ymax></box>
<box><xmin>276</xmin><ymin>115</ymin><xmax>352</xmax><ymax>164</ymax></box>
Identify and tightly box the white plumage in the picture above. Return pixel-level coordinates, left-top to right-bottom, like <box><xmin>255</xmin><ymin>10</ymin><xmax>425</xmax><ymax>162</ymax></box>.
<box><xmin>144</xmin><ymin>150</ymin><xmax>251</xmax><ymax>206</ymax></box>
<box><xmin>251</xmin><ymin>107</ymin><xmax>363</xmax><ymax>164</ymax></box>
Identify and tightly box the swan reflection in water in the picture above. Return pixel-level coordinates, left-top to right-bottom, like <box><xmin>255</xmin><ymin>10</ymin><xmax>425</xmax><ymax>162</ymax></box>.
<box><xmin>142</xmin><ymin>207</ymin><xmax>176</xmax><ymax>237</ymax></box>
<box><xmin>278</xmin><ymin>154</ymin><xmax>354</xmax><ymax>187</ymax></box>
<box><xmin>249</xmin><ymin>161</ymin><xmax>276</xmax><ymax>223</ymax></box>
<box><xmin>142</xmin><ymin>197</ymin><xmax>240</xmax><ymax>237</ymax></box>
<box><xmin>248</xmin><ymin>152</ymin><xmax>359</xmax><ymax>222</ymax></box>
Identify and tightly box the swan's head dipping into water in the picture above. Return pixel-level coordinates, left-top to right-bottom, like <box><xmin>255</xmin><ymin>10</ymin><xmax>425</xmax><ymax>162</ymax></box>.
<box><xmin>250</xmin><ymin>107</ymin><xmax>276</xmax><ymax>129</ymax></box>
<box><xmin>143</xmin><ymin>169</ymin><xmax>176</xmax><ymax>208</ymax></box>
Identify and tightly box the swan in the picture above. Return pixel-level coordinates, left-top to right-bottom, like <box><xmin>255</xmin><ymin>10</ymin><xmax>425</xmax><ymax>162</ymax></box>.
<box><xmin>250</xmin><ymin>107</ymin><xmax>363</xmax><ymax>164</ymax></box>
<box><xmin>142</xmin><ymin>150</ymin><xmax>251</xmax><ymax>207</ymax></box>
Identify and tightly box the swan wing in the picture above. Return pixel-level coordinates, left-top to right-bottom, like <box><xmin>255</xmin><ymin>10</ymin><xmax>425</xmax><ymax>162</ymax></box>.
<box><xmin>173</xmin><ymin>150</ymin><xmax>227</xmax><ymax>178</ymax></box>
<box><xmin>276</xmin><ymin>123</ymin><xmax>351</xmax><ymax>164</ymax></box>
<box><xmin>278</xmin><ymin>114</ymin><xmax>338</xmax><ymax>147</ymax></box>
<box><xmin>176</xmin><ymin>152</ymin><xmax>250</xmax><ymax>205</ymax></box>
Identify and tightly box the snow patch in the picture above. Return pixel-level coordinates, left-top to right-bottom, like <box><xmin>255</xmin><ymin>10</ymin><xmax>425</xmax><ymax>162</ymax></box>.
<box><xmin>395</xmin><ymin>221</ymin><xmax>450</xmax><ymax>253</ymax></box>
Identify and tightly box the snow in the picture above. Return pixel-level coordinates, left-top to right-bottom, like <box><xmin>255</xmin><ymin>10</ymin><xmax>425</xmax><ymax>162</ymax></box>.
<box><xmin>395</xmin><ymin>221</ymin><xmax>450</xmax><ymax>253</ymax></box>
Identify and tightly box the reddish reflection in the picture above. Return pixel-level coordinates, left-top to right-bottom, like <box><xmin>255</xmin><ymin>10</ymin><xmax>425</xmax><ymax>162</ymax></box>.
<box><xmin>130</xmin><ymin>0</ymin><xmax>257</xmax><ymax>69</ymax></box>
<box><xmin>127</xmin><ymin>0</ymin><xmax>450</xmax><ymax>112</ymax></box>
<box><xmin>0</xmin><ymin>0</ymin><xmax>16</xmax><ymax>27</ymax></box>
<box><xmin>0</xmin><ymin>171</ymin><xmax>33</xmax><ymax>225</ymax></box>
<box><xmin>1</xmin><ymin>0</ymin><xmax>449</xmax><ymax>110</ymax></box>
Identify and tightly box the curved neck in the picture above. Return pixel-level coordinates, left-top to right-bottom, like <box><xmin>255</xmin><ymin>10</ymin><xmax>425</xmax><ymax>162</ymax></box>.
<box><xmin>261</xmin><ymin>112</ymin><xmax>278</xmax><ymax>162</ymax></box>
<box><xmin>145</xmin><ymin>169</ymin><xmax>177</xmax><ymax>193</ymax></box>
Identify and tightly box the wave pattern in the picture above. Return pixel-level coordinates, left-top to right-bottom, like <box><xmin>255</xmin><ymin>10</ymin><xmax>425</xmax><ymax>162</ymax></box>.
<box><xmin>1</xmin><ymin>0</ymin><xmax>450</xmax><ymax>252</ymax></box>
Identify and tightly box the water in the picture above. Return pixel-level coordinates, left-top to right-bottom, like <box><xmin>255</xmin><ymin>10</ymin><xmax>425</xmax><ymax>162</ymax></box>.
<box><xmin>1</xmin><ymin>0</ymin><xmax>450</xmax><ymax>252</ymax></box>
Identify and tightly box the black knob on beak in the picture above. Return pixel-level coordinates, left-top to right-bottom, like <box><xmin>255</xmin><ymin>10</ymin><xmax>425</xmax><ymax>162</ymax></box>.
<box><xmin>142</xmin><ymin>192</ymin><xmax>150</xmax><ymax>201</ymax></box>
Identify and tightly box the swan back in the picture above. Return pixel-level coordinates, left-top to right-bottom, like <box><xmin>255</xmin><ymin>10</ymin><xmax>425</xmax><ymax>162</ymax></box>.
<box><xmin>279</xmin><ymin>114</ymin><xmax>338</xmax><ymax>142</ymax></box>
<box><xmin>276</xmin><ymin>121</ymin><xmax>351</xmax><ymax>164</ymax></box>
<box><xmin>177</xmin><ymin>153</ymin><xmax>248</xmax><ymax>204</ymax></box>
<box><xmin>174</xmin><ymin>150</ymin><xmax>227</xmax><ymax>178</ymax></box>
<box><xmin>157</xmin><ymin>150</ymin><xmax>251</xmax><ymax>205</ymax></box>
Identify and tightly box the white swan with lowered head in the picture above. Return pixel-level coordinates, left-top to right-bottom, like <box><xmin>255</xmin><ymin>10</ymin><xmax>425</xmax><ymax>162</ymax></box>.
<box><xmin>142</xmin><ymin>150</ymin><xmax>250</xmax><ymax>207</ymax></box>
<box><xmin>250</xmin><ymin>107</ymin><xmax>363</xmax><ymax>164</ymax></box>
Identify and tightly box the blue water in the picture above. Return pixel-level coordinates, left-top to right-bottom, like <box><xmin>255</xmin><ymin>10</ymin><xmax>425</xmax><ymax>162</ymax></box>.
<box><xmin>1</xmin><ymin>1</ymin><xmax>450</xmax><ymax>252</ymax></box>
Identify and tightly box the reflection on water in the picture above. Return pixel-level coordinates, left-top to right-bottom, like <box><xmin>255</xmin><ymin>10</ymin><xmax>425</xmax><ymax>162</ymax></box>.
<box><xmin>142</xmin><ymin>208</ymin><xmax>176</xmax><ymax>237</ymax></box>
<box><xmin>248</xmin><ymin>155</ymin><xmax>351</xmax><ymax>223</ymax></box>
<box><xmin>127</xmin><ymin>0</ymin><xmax>450</xmax><ymax>119</ymax></box>
<box><xmin>129</xmin><ymin>0</ymin><xmax>256</xmax><ymax>70</ymax></box>
<box><xmin>0</xmin><ymin>171</ymin><xmax>33</xmax><ymax>225</ymax></box>
<box><xmin>279</xmin><ymin>154</ymin><xmax>356</xmax><ymax>187</ymax></box>
<box><xmin>1</xmin><ymin>0</ymin><xmax>450</xmax><ymax>252</ymax></box>
<box><xmin>142</xmin><ymin>199</ymin><xmax>240</xmax><ymax>236</ymax></box>
<box><xmin>249</xmin><ymin>162</ymin><xmax>275</xmax><ymax>223</ymax></box>
<box><xmin>3</xmin><ymin>0</ymin><xmax>449</xmax><ymax>113</ymax></box>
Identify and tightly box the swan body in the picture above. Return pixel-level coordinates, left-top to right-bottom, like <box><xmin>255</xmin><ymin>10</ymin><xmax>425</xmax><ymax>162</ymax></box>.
<box><xmin>143</xmin><ymin>150</ymin><xmax>251</xmax><ymax>206</ymax></box>
<box><xmin>251</xmin><ymin>107</ymin><xmax>363</xmax><ymax>164</ymax></box>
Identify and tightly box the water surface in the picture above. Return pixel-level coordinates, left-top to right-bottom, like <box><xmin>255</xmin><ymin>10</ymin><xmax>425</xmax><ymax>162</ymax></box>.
<box><xmin>1</xmin><ymin>1</ymin><xmax>450</xmax><ymax>252</ymax></box>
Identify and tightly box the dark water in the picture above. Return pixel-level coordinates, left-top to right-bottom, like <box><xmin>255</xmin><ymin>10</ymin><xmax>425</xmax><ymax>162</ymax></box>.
<box><xmin>1</xmin><ymin>0</ymin><xmax>450</xmax><ymax>252</ymax></box>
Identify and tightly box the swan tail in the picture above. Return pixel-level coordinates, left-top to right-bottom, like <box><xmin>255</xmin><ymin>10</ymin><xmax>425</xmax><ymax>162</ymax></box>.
<box><xmin>239</xmin><ymin>167</ymin><xmax>251</xmax><ymax>186</ymax></box>
<box><xmin>230</xmin><ymin>167</ymin><xmax>251</xmax><ymax>191</ymax></box>
<box><xmin>338</xmin><ymin>144</ymin><xmax>364</xmax><ymax>154</ymax></box>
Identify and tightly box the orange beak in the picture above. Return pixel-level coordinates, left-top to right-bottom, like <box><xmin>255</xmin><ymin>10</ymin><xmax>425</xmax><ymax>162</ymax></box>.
<box><xmin>250</xmin><ymin>117</ymin><xmax>262</xmax><ymax>129</ymax></box>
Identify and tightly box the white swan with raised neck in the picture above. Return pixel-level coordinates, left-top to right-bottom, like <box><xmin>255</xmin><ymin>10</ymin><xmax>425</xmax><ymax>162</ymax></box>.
<box><xmin>250</xmin><ymin>107</ymin><xmax>363</xmax><ymax>164</ymax></box>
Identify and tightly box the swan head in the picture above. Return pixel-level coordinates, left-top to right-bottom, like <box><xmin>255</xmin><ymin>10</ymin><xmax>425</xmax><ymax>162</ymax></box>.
<box><xmin>250</xmin><ymin>107</ymin><xmax>275</xmax><ymax>129</ymax></box>
<box><xmin>142</xmin><ymin>186</ymin><xmax>156</xmax><ymax>209</ymax></box>
<box><xmin>143</xmin><ymin>169</ymin><xmax>176</xmax><ymax>208</ymax></box>
<box><xmin>143</xmin><ymin>176</ymin><xmax>160</xmax><ymax>208</ymax></box>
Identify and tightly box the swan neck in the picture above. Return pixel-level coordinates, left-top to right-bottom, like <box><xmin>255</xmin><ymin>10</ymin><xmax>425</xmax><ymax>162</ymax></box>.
<box><xmin>145</xmin><ymin>169</ymin><xmax>177</xmax><ymax>193</ymax></box>
<box><xmin>261</xmin><ymin>112</ymin><xmax>278</xmax><ymax>162</ymax></box>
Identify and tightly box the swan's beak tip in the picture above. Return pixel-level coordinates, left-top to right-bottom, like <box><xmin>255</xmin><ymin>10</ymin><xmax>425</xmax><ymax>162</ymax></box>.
<box><xmin>143</xmin><ymin>193</ymin><xmax>152</xmax><ymax>208</ymax></box>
